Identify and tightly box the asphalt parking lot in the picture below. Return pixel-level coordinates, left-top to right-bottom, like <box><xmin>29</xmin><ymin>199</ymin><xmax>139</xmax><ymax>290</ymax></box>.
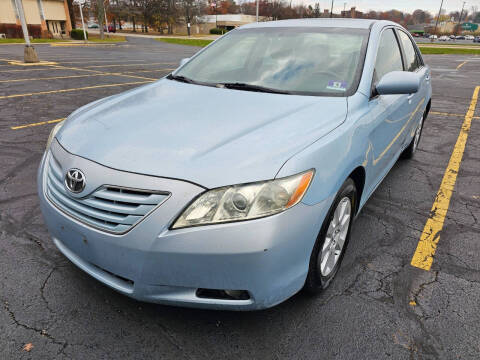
<box><xmin>1</xmin><ymin>37</ymin><xmax>479</xmax><ymax>359</ymax></box>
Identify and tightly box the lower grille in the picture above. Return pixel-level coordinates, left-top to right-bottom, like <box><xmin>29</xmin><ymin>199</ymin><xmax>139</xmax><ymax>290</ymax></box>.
<box><xmin>45</xmin><ymin>153</ymin><xmax>169</xmax><ymax>234</ymax></box>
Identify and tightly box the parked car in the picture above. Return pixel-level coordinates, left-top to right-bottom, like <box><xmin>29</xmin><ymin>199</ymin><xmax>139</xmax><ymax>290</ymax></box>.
<box><xmin>88</xmin><ymin>23</ymin><xmax>99</xmax><ymax>29</ymax></box>
<box><xmin>104</xmin><ymin>25</ymin><xmax>116</xmax><ymax>33</ymax></box>
<box><xmin>439</xmin><ymin>35</ymin><xmax>449</xmax><ymax>41</ymax></box>
<box><xmin>450</xmin><ymin>35</ymin><xmax>456</xmax><ymax>39</ymax></box>
<box><xmin>474</xmin><ymin>36</ymin><xmax>480</xmax><ymax>43</ymax></box>
<box><xmin>456</xmin><ymin>35</ymin><xmax>465</xmax><ymax>40</ymax></box>
<box><xmin>39</xmin><ymin>19</ymin><xmax>432</xmax><ymax>310</ymax></box>
<box><xmin>465</xmin><ymin>35</ymin><xmax>474</xmax><ymax>40</ymax></box>
<box><xmin>429</xmin><ymin>34</ymin><xmax>438</xmax><ymax>40</ymax></box>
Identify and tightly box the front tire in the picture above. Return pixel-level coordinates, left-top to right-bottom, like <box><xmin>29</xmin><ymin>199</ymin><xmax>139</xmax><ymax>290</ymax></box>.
<box><xmin>402</xmin><ymin>114</ymin><xmax>424</xmax><ymax>159</ymax></box>
<box><xmin>304</xmin><ymin>178</ymin><xmax>357</xmax><ymax>294</ymax></box>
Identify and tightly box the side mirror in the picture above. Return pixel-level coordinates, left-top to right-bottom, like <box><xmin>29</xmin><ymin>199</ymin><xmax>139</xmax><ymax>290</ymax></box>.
<box><xmin>179</xmin><ymin>58</ymin><xmax>190</xmax><ymax>67</ymax></box>
<box><xmin>376</xmin><ymin>71</ymin><xmax>420</xmax><ymax>95</ymax></box>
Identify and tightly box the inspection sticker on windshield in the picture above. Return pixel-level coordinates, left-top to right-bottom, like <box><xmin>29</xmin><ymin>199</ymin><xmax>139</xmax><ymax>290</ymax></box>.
<box><xmin>326</xmin><ymin>81</ymin><xmax>347</xmax><ymax>92</ymax></box>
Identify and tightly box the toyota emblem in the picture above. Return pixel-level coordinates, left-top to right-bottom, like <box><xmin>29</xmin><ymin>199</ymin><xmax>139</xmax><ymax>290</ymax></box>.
<box><xmin>65</xmin><ymin>168</ymin><xmax>86</xmax><ymax>193</ymax></box>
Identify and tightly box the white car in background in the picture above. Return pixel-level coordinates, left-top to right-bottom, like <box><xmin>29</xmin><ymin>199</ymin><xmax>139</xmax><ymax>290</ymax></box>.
<box><xmin>439</xmin><ymin>35</ymin><xmax>449</xmax><ymax>41</ymax></box>
<box><xmin>429</xmin><ymin>35</ymin><xmax>438</xmax><ymax>40</ymax></box>
<box><xmin>465</xmin><ymin>35</ymin><xmax>475</xmax><ymax>40</ymax></box>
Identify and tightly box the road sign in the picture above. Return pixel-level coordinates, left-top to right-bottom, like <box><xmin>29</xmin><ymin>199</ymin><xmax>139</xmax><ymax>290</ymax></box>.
<box><xmin>461</xmin><ymin>23</ymin><xmax>479</xmax><ymax>31</ymax></box>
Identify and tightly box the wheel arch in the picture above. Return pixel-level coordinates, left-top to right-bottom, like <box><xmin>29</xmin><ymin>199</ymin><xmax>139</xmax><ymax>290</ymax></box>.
<box><xmin>347</xmin><ymin>166</ymin><xmax>366</xmax><ymax>215</ymax></box>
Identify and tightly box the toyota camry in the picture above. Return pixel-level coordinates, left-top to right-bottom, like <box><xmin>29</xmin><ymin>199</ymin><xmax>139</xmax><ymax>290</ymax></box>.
<box><xmin>38</xmin><ymin>19</ymin><xmax>432</xmax><ymax>310</ymax></box>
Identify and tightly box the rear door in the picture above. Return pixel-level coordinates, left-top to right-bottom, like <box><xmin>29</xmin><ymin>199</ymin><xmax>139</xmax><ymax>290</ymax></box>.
<box><xmin>368</xmin><ymin>28</ymin><xmax>410</xmax><ymax>184</ymax></box>
<box><xmin>396</xmin><ymin>29</ymin><xmax>430</xmax><ymax>148</ymax></box>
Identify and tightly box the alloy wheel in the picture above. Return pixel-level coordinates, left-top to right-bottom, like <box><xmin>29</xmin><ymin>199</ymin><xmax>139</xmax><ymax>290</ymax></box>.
<box><xmin>319</xmin><ymin>197</ymin><xmax>352</xmax><ymax>277</ymax></box>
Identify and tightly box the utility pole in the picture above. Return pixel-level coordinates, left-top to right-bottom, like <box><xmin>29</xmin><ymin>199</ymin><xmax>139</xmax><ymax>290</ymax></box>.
<box><xmin>433</xmin><ymin>0</ymin><xmax>444</xmax><ymax>38</ymax></box>
<box><xmin>14</xmin><ymin>0</ymin><xmax>39</xmax><ymax>63</ymax></box>
<box><xmin>343</xmin><ymin>2</ymin><xmax>346</xmax><ymax>17</ymax></box>
<box><xmin>256</xmin><ymin>0</ymin><xmax>259</xmax><ymax>22</ymax></box>
<box><xmin>457</xmin><ymin>1</ymin><xmax>467</xmax><ymax>34</ymax></box>
<box><xmin>330</xmin><ymin>0</ymin><xmax>334</xmax><ymax>18</ymax></box>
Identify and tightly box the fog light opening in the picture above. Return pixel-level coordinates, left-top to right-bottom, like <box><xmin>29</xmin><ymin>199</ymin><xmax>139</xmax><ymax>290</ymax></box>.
<box><xmin>196</xmin><ymin>288</ymin><xmax>250</xmax><ymax>300</ymax></box>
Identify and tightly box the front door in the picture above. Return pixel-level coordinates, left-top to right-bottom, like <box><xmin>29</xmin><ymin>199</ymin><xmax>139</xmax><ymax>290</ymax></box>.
<box><xmin>367</xmin><ymin>28</ymin><xmax>411</xmax><ymax>187</ymax></box>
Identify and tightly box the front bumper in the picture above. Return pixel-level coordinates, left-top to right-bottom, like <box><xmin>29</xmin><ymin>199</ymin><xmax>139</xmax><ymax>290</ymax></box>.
<box><xmin>38</xmin><ymin>143</ymin><xmax>329</xmax><ymax>310</ymax></box>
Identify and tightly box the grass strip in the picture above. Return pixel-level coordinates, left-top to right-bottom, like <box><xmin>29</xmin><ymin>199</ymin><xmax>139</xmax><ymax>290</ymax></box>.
<box><xmin>155</xmin><ymin>38</ymin><xmax>214</xmax><ymax>47</ymax></box>
<box><xmin>419</xmin><ymin>46</ymin><xmax>480</xmax><ymax>55</ymax></box>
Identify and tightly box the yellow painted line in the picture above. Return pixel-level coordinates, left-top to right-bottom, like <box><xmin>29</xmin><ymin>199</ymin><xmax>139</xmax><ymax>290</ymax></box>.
<box><xmin>11</xmin><ymin>118</ymin><xmax>65</xmax><ymax>130</ymax></box>
<box><xmin>8</xmin><ymin>60</ymin><xmax>57</xmax><ymax>66</ymax></box>
<box><xmin>411</xmin><ymin>86</ymin><xmax>480</xmax><ymax>271</ymax></box>
<box><xmin>0</xmin><ymin>63</ymin><xmax>175</xmax><ymax>73</ymax></box>
<box><xmin>456</xmin><ymin>61</ymin><xmax>468</xmax><ymax>70</ymax></box>
<box><xmin>0</xmin><ymin>80</ymin><xmax>152</xmax><ymax>100</ymax></box>
<box><xmin>122</xmin><ymin>68</ymin><xmax>176</xmax><ymax>74</ymax></box>
<box><xmin>58</xmin><ymin>59</ymin><xmax>147</xmax><ymax>64</ymax></box>
<box><xmin>49</xmin><ymin>64</ymin><xmax>157</xmax><ymax>81</ymax></box>
<box><xmin>0</xmin><ymin>73</ymin><xmax>111</xmax><ymax>83</ymax></box>
<box><xmin>0</xmin><ymin>67</ymin><xmax>62</xmax><ymax>73</ymax></box>
<box><xmin>50</xmin><ymin>43</ymin><xmax>117</xmax><ymax>47</ymax></box>
<box><xmin>430</xmin><ymin>111</ymin><xmax>480</xmax><ymax>119</ymax></box>
<box><xmin>84</xmin><ymin>62</ymin><xmax>172</xmax><ymax>68</ymax></box>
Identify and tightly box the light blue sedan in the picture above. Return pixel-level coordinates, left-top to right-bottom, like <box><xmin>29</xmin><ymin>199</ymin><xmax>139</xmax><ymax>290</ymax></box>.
<box><xmin>38</xmin><ymin>19</ymin><xmax>431</xmax><ymax>310</ymax></box>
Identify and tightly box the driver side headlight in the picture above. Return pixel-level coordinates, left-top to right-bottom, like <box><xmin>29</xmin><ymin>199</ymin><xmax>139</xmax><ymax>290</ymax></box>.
<box><xmin>46</xmin><ymin>120</ymin><xmax>65</xmax><ymax>150</ymax></box>
<box><xmin>171</xmin><ymin>170</ymin><xmax>314</xmax><ymax>229</ymax></box>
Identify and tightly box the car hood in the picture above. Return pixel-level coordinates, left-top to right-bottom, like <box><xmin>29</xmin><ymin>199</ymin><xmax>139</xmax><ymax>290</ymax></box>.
<box><xmin>57</xmin><ymin>79</ymin><xmax>347</xmax><ymax>188</ymax></box>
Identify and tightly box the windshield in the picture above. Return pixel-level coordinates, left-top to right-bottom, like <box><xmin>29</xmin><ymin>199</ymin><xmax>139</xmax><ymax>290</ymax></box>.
<box><xmin>173</xmin><ymin>27</ymin><xmax>369</xmax><ymax>96</ymax></box>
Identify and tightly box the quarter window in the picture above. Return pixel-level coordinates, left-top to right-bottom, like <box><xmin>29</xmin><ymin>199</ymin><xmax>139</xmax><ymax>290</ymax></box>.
<box><xmin>398</xmin><ymin>31</ymin><xmax>421</xmax><ymax>71</ymax></box>
<box><xmin>373</xmin><ymin>29</ymin><xmax>403</xmax><ymax>85</ymax></box>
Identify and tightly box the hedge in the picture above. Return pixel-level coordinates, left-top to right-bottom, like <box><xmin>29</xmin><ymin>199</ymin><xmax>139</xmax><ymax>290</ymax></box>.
<box><xmin>71</xmin><ymin>28</ymin><xmax>88</xmax><ymax>40</ymax></box>
<box><xmin>209</xmin><ymin>28</ymin><xmax>229</xmax><ymax>35</ymax></box>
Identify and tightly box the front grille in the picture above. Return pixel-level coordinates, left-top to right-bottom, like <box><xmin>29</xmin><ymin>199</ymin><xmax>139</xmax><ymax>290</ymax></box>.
<box><xmin>45</xmin><ymin>154</ymin><xmax>169</xmax><ymax>234</ymax></box>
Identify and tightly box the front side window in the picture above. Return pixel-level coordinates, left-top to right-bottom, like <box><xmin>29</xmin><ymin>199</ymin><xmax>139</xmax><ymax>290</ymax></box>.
<box><xmin>398</xmin><ymin>31</ymin><xmax>421</xmax><ymax>71</ymax></box>
<box><xmin>174</xmin><ymin>27</ymin><xmax>370</xmax><ymax>96</ymax></box>
<box><xmin>373</xmin><ymin>28</ymin><xmax>403</xmax><ymax>85</ymax></box>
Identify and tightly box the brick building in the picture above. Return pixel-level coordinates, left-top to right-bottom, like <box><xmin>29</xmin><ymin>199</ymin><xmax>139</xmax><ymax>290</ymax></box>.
<box><xmin>0</xmin><ymin>0</ymin><xmax>72</xmax><ymax>39</ymax></box>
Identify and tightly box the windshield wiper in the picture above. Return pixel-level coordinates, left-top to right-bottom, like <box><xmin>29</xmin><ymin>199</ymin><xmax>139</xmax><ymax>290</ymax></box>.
<box><xmin>218</xmin><ymin>82</ymin><xmax>291</xmax><ymax>95</ymax></box>
<box><xmin>167</xmin><ymin>74</ymin><xmax>198</xmax><ymax>84</ymax></box>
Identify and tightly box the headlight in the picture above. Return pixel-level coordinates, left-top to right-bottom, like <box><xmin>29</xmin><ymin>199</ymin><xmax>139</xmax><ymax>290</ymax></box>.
<box><xmin>171</xmin><ymin>170</ymin><xmax>314</xmax><ymax>229</ymax></box>
<box><xmin>46</xmin><ymin>120</ymin><xmax>65</xmax><ymax>150</ymax></box>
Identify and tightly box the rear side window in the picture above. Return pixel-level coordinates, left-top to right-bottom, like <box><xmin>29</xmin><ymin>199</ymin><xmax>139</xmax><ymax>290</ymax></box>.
<box><xmin>373</xmin><ymin>29</ymin><xmax>403</xmax><ymax>84</ymax></box>
<box><xmin>398</xmin><ymin>31</ymin><xmax>421</xmax><ymax>71</ymax></box>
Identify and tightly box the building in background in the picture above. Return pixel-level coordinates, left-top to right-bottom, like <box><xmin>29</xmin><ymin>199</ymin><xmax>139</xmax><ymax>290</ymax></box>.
<box><xmin>172</xmin><ymin>14</ymin><xmax>267</xmax><ymax>35</ymax></box>
<box><xmin>0</xmin><ymin>0</ymin><xmax>72</xmax><ymax>39</ymax></box>
<box><xmin>341</xmin><ymin>7</ymin><xmax>363</xmax><ymax>19</ymax></box>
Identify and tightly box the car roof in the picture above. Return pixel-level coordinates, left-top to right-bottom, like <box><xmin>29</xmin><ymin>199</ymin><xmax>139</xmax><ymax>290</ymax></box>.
<box><xmin>240</xmin><ymin>18</ymin><xmax>397</xmax><ymax>30</ymax></box>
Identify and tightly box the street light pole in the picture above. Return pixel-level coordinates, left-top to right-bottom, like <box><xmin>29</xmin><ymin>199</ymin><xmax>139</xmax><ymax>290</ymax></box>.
<box><xmin>330</xmin><ymin>0</ymin><xmax>334</xmax><ymax>18</ymax></box>
<box><xmin>14</xmin><ymin>0</ymin><xmax>39</xmax><ymax>63</ymax></box>
<box><xmin>256</xmin><ymin>0</ymin><xmax>259</xmax><ymax>22</ymax></box>
<box><xmin>104</xmin><ymin>0</ymin><xmax>110</xmax><ymax>34</ymax></box>
<box><xmin>78</xmin><ymin>2</ymin><xmax>87</xmax><ymax>42</ymax></box>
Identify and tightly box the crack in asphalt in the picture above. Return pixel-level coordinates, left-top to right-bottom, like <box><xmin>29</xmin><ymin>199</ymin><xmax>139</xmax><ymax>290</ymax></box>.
<box><xmin>2</xmin><ymin>299</ymin><xmax>68</xmax><ymax>356</ymax></box>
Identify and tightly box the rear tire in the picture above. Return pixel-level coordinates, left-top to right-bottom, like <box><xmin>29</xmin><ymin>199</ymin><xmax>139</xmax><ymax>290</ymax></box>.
<box><xmin>304</xmin><ymin>178</ymin><xmax>357</xmax><ymax>294</ymax></box>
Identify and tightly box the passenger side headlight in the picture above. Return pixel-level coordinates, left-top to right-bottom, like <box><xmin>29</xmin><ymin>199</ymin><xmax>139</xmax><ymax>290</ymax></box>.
<box><xmin>171</xmin><ymin>170</ymin><xmax>314</xmax><ymax>229</ymax></box>
<box><xmin>46</xmin><ymin>120</ymin><xmax>65</xmax><ymax>150</ymax></box>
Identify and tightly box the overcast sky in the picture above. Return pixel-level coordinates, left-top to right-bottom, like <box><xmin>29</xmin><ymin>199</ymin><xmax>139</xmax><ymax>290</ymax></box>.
<box><xmin>302</xmin><ymin>0</ymin><xmax>480</xmax><ymax>14</ymax></box>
